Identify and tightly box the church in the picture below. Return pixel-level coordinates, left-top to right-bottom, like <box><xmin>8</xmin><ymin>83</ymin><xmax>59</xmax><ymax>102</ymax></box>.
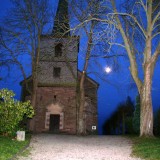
<box><xmin>21</xmin><ymin>0</ymin><xmax>99</xmax><ymax>134</ymax></box>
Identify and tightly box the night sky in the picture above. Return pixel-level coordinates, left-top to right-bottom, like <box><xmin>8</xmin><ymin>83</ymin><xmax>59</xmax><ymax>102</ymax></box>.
<box><xmin>0</xmin><ymin>0</ymin><xmax>160</xmax><ymax>135</ymax></box>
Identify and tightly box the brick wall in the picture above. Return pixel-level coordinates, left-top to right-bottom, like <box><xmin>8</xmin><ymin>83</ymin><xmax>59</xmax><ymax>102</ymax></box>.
<box><xmin>38</xmin><ymin>36</ymin><xmax>78</xmax><ymax>86</ymax></box>
<box><xmin>40</xmin><ymin>36</ymin><xmax>78</xmax><ymax>61</ymax></box>
<box><xmin>33</xmin><ymin>86</ymin><xmax>77</xmax><ymax>134</ymax></box>
<box><xmin>38</xmin><ymin>61</ymin><xmax>77</xmax><ymax>84</ymax></box>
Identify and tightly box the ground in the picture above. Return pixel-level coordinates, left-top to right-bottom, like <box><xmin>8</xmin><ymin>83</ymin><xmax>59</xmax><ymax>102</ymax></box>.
<box><xmin>18</xmin><ymin>134</ymin><xmax>142</xmax><ymax>160</ymax></box>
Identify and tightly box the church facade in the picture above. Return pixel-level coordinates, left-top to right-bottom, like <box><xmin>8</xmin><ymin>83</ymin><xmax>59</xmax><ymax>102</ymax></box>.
<box><xmin>21</xmin><ymin>0</ymin><xmax>99</xmax><ymax>134</ymax></box>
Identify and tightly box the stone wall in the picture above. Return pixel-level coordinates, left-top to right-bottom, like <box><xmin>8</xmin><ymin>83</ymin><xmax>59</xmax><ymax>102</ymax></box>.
<box><xmin>84</xmin><ymin>97</ymin><xmax>98</xmax><ymax>134</ymax></box>
<box><xmin>33</xmin><ymin>86</ymin><xmax>77</xmax><ymax>134</ymax></box>
<box><xmin>40</xmin><ymin>36</ymin><xmax>78</xmax><ymax>61</ymax></box>
<box><xmin>38</xmin><ymin>61</ymin><xmax>77</xmax><ymax>84</ymax></box>
<box><xmin>82</xmin><ymin>72</ymin><xmax>99</xmax><ymax>134</ymax></box>
<box><xmin>38</xmin><ymin>36</ymin><xmax>78</xmax><ymax>86</ymax></box>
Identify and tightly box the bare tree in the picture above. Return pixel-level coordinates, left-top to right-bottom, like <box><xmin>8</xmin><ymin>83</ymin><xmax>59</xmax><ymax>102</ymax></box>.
<box><xmin>111</xmin><ymin>0</ymin><xmax>160</xmax><ymax>137</ymax></box>
<box><xmin>0</xmin><ymin>0</ymin><xmax>52</xmax><ymax>130</ymax></box>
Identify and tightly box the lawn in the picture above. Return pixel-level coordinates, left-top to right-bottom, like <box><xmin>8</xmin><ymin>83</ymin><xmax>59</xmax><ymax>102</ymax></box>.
<box><xmin>0</xmin><ymin>135</ymin><xmax>30</xmax><ymax>160</ymax></box>
<box><xmin>132</xmin><ymin>136</ymin><xmax>160</xmax><ymax>160</ymax></box>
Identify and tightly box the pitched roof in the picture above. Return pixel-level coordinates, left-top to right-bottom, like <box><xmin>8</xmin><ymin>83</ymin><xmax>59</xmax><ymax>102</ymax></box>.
<box><xmin>78</xmin><ymin>70</ymin><xmax>99</xmax><ymax>88</ymax></box>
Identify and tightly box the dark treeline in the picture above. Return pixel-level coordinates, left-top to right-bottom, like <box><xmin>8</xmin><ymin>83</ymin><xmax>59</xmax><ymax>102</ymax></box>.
<box><xmin>103</xmin><ymin>96</ymin><xmax>160</xmax><ymax>136</ymax></box>
<box><xmin>103</xmin><ymin>96</ymin><xmax>134</xmax><ymax>135</ymax></box>
<box><xmin>154</xmin><ymin>108</ymin><xmax>160</xmax><ymax>136</ymax></box>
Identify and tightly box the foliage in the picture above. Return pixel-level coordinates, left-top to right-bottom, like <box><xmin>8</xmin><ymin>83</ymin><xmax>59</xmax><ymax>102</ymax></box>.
<box><xmin>0</xmin><ymin>134</ymin><xmax>31</xmax><ymax>160</ymax></box>
<box><xmin>0</xmin><ymin>89</ymin><xmax>34</xmax><ymax>136</ymax></box>
<box><xmin>132</xmin><ymin>95</ymin><xmax>140</xmax><ymax>134</ymax></box>
<box><xmin>132</xmin><ymin>137</ymin><xmax>160</xmax><ymax>160</ymax></box>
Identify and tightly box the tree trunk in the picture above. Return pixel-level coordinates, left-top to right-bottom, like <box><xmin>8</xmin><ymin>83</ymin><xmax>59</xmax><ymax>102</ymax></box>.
<box><xmin>140</xmin><ymin>64</ymin><xmax>154</xmax><ymax>137</ymax></box>
<box><xmin>77</xmin><ymin>31</ymin><xmax>93</xmax><ymax>135</ymax></box>
<box><xmin>77</xmin><ymin>71</ymin><xmax>86</xmax><ymax>135</ymax></box>
<box><xmin>28</xmin><ymin>79</ymin><xmax>37</xmax><ymax>132</ymax></box>
<box><xmin>29</xmin><ymin>35</ymin><xmax>40</xmax><ymax>132</ymax></box>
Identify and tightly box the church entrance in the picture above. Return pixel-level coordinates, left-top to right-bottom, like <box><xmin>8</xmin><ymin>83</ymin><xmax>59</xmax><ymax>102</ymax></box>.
<box><xmin>49</xmin><ymin>114</ymin><xmax>60</xmax><ymax>132</ymax></box>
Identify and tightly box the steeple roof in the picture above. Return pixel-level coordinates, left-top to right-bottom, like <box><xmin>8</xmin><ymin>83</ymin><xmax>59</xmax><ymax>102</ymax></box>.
<box><xmin>52</xmin><ymin>0</ymin><xmax>70</xmax><ymax>36</ymax></box>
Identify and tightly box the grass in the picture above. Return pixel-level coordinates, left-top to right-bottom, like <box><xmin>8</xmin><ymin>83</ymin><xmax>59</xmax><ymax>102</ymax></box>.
<box><xmin>20</xmin><ymin>147</ymin><xmax>32</xmax><ymax>157</ymax></box>
<box><xmin>0</xmin><ymin>134</ymin><xmax>31</xmax><ymax>160</ymax></box>
<box><xmin>131</xmin><ymin>136</ymin><xmax>160</xmax><ymax>160</ymax></box>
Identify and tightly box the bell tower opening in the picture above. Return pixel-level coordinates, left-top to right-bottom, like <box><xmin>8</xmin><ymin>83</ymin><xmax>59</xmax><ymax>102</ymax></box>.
<box><xmin>55</xmin><ymin>43</ymin><xmax>63</xmax><ymax>57</ymax></box>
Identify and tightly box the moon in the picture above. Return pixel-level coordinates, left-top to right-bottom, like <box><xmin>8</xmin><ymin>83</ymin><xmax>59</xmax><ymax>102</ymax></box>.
<box><xmin>105</xmin><ymin>66</ymin><xmax>112</xmax><ymax>73</ymax></box>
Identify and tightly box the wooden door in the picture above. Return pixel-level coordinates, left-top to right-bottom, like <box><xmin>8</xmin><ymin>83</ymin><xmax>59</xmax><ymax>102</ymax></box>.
<box><xmin>49</xmin><ymin>114</ymin><xmax>60</xmax><ymax>132</ymax></box>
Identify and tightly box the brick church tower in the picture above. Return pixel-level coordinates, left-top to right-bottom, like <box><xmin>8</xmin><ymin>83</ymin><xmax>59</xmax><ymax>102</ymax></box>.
<box><xmin>34</xmin><ymin>0</ymin><xmax>78</xmax><ymax>133</ymax></box>
<box><xmin>21</xmin><ymin>0</ymin><xmax>98</xmax><ymax>134</ymax></box>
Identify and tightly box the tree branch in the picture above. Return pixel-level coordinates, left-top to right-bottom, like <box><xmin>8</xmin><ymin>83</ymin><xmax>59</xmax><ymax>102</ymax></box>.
<box><xmin>152</xmin><ymin>31</ymin><xmax>160</xmax><ymax>39</ymax></box>
<box><xmin>151</xmin><ymin>11</ymin><xmax>160</xmax><ymax>30</ymax></box>
<box><xmin>111</xmin><ymin>0</ymin><xmax>143</xmax><ymax>93</ymax></box>
<box><xmin>107</xmin><ymin>12</ymin><xmax>147</xmax><ymax>38</ymax></box>
<box><xmin>151</xmin><ymin>42</ymin><xmax>160</xmax><ymax>64</ymax></box>
<box><xmin>91</xmin><ymin>54</ymin><xmax>125</xmax><ymax>58</ymax></box>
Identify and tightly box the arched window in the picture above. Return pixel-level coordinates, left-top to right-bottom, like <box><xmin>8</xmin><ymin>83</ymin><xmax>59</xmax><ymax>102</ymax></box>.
<box><xmin>55</xmin><ymin>43</ymin><xmax>62</xmax><ymax>57</ymax></box>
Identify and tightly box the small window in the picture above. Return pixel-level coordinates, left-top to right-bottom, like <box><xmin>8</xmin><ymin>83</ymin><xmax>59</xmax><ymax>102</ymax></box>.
<box><xmin>55</xmin><ymin>43</ymin><xmax>62</xmax><ymax>57</ymax></box>
<box><xmin>53</xmin><ymin>67</ymin><xmax>61</xmax><ymax>77</ymax></box>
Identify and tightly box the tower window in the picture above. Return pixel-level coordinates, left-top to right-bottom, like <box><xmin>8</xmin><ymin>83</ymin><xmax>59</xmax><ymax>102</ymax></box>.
<box><xmin>55</xmin><ymin>43</ymin><xmax>62</xmax><ymax>57</ymax></box>
<box><xmin>53</xmin><ymin>67</ymin><xmax>61</xmax><ymax>77</ymax></box>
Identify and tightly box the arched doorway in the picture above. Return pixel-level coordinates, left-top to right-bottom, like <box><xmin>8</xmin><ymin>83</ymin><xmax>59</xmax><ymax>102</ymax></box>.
<box><xmin>45</xmin><ymin>103</ymin><xmax>64</xmax><ymax>132</ymax></box>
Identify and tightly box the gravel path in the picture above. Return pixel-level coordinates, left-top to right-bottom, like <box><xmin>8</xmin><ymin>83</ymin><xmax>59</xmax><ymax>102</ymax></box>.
<box><xmin>18</xmin><ymin>134</ymin><xmax>142</xmax><ymax>160</ymax></box>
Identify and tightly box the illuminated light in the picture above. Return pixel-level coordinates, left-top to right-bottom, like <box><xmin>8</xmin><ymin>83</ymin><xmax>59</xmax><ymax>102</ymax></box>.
<box><xmin>105</xmin><ymin>66</ymin><xmax>112</xmax><ymax>73</ymax></box>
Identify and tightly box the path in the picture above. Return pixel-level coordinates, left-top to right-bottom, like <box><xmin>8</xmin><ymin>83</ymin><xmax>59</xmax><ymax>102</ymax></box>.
<box><xmin>18</xmin><ymin>134</ymin><xmax>142</xmax><ymax>160</ymax></box>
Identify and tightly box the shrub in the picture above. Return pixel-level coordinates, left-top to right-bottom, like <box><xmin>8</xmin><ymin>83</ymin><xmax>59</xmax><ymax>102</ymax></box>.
<box><xmin>0</xmin><ymin>89</ymin><xmax>34</xmax><ymax>136</ymax></box>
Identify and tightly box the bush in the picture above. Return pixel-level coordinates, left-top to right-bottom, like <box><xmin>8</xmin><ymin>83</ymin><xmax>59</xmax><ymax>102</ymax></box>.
<box><xmin>0</xmin><ymin>89</ymin><xmax>34</xmax><ymax>136</ymax></box>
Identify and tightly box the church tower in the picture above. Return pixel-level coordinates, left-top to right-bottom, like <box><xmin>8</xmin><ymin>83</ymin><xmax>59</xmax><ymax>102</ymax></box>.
<box><xmin>39</xmin><ymin>0</ymin><xmax>78</xmax><ymax>86</ymax></box>
<box><xmin>34</xmin><ymin>0</ymin><xmax>79</xmax><ymax>134</ymax></box>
